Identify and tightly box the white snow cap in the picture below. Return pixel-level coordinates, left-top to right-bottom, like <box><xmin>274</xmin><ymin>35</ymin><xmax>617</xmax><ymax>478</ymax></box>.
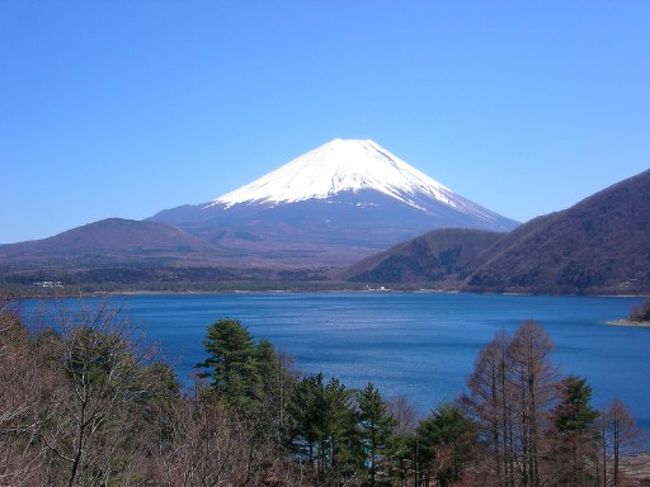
<box><xmin>212</xmin><ymin>139</ymin><xmax>459</xmax><ymax>210</ymax></box>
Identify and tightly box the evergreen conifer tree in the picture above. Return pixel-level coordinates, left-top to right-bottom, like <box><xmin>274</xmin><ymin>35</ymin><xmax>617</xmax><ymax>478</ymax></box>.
<box><xmin>196</xmin><ymin>319</ymin><xmax>261</xmax><ymax>411</ymax></box>
<box><xmin>417</xmin><ymin>403</ymin><xmax>476</xmax><ymax>486</ymax></box>
<box><xmin>289</xmin><ymin>373</ymin><xmax>361</xmax><ymax>480</ymax></box>
<box><xmin>549</xmin><ymin>375</ymin><xmax>600</xmax><ymax>485</ymax></box>
<box><xmin>357</xmin><ymin>383</ymin><xmax>396</xmax><ymax>486</ymax></box>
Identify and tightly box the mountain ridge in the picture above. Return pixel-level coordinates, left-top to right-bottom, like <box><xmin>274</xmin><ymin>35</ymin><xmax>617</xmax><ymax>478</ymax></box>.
<box><xmin>343</xmin><ymin>228</ymin><xmax>504</xmax><ymax>284</ymax></box>
<box><xmin>465</xmin><ymin>168</ymin><xmax>650</xmax><ymax>293</ymax></box>
<box><xmin>0</xmin><ymin>218</ymin><xmax>223</xmax><ymax>269</ymax></box>
<box><xmin>345</xmin><ymin>169</ymin><xmax>650</xmax><ymax>294</ymax></box>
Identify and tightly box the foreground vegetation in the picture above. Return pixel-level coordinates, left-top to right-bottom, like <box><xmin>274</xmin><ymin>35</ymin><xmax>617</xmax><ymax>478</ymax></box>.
<box><xmin>0</xmin><ymin>298</ymin><xmax>645</xmax><ymax>486</ymax></box>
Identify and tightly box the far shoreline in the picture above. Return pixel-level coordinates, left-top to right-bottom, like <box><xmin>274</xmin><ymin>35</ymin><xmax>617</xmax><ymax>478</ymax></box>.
<box><xmin>10</xmin><ymin>287</ymin><xmax>649</xmax><ymax>300</ymax></box>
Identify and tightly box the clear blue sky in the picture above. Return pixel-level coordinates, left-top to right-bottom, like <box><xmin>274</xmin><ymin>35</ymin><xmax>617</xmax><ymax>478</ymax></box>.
<box><xmin>2</xmin><ymin>1</ymin><xmax>649</xmax><ymax>243</ymax></box>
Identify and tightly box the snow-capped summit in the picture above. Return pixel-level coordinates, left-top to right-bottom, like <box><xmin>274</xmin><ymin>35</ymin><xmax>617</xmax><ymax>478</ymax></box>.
<box><xmin>212</xmin><ymin>139</ymin><xmax>456</xmax><ymax>210</ymax></box>
<box><xmin>151</xmin><ymin>138</ymin><xmax>518</xmax><ymax>267</ymax></box>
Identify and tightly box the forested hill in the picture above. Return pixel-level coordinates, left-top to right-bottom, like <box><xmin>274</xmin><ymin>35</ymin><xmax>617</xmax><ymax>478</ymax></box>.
<box><xmin>346</xmin><ymin>169</ymin><xmax>650</xmax><ymax>294</ymax></box>
<box><xmin>0</xmin><ymin>218</ymin><xmax>224</xmax><ymax>268</ymax></box>
<box><xmin>465</xmin><ymin>168</ymin><xmax>650</xmax><ymax>293</ymax></box>
<box><xmin>344</xmin><ymin>228</ymin><xmax>503</xmax><ymax>284</ymax></box>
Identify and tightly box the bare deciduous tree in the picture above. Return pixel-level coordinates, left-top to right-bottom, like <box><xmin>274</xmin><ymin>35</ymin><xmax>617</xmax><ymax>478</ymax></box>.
<box><xmin>468</xmin><ymin>322</ymin><xmax>559</xmax><ymax>487</ymax></box>
<box><xmin>507</xmin><ymin>321</ymin><xmax>558</xmax><ymax>487</ymax></box>
<box><xmin>150</xmin><ymin>395</ymin><xmax>254</xmax><ymax>486</ymax></box>
<box><xmin>600</xmin><ymin>400</ymin><xmax>644</xmax><ymax>487</ymax></box>
<box><xmin>0</xmin><ymin>299</ymin><xmax>53</xmax><ymax>487</ymax></box>
<box><xmin>468</xmin><ymin>331</ymin><xmax>514</xmax><ymax>487</ymax></box>
<box><xmin>38</xmin><ymin>303</ymin><xmax>155</xmax><ymax>486</ymax></box>
<box><xmin>388</xmin><ymin>395</ymin><xmax>419</xmax><ymax>437</ymax></box>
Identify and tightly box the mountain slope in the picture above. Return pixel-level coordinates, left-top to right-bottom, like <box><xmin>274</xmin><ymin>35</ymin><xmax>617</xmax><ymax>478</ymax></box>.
<box><xmin>152</xmin><ymin>139</ymin><xmax>518</xmax><ymax>266</ymax></box>
<box><xmin>0</xmin><ymin>218</ymin><xmax>222</xmax><ymax>270</ymax></box>
<box><xmin>344</xmin><ymin>169</ymin><xmax>650</xmax><ymax>294</ymax></box>
<box><xmin>344</xmin><ymin>228</ymin><xmax>504</xmax><ymax>284</ymax></box>
<box><xmin>465</xmin><ymin>169</ymin><xmax>650</xmax><ymax>293</ymax></box>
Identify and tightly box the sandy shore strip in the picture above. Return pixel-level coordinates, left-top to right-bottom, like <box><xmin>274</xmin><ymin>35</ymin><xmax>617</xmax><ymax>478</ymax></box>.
<box><xmin>607</xmin><ymin>319</ymin><xmax>650</xmax><ymax>328</ymax></box>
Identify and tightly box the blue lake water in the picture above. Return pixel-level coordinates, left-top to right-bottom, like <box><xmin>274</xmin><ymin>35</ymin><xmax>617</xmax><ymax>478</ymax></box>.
<box><xmin>22</xmin><ymin>292</ymin><xmax>650</xmax><ymax>435</ymax></box>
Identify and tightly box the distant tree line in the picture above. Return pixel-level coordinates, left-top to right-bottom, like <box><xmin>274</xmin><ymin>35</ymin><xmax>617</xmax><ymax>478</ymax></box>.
<box><xmin>0</xmin><ymin>295</ymin><xmax>645</xmax><ymax>486</ymax></box>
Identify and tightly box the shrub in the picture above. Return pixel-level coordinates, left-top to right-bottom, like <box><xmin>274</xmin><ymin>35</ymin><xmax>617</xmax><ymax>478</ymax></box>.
<box><xmin>628</xmin><ymin>298</ymin><xmax>650</xmax><ymax>322</ymax></box>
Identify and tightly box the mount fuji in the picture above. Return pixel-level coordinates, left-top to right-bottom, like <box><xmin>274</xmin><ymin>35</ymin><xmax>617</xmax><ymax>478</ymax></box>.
<box><xmin>151</xmin><ymin>139</ymin><xmax>518</xmax><ymax>266</ymax></box>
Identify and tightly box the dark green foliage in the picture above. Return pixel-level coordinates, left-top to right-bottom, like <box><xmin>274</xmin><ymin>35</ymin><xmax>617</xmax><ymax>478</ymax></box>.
<box><xmin>549</xmin><ymin>375</ymin><xmax>600</xmax><ymax>485</ymax></box>
<box><xmin>288</xmin><ymin>373</ymin><xmax>361</xmax><ymax>480</ymax></box>
<box><xmin>145</xmin><ymin>362</ymin><xmax>181</xmax><ymax>398</ymax></box>
<box><xmin>141</xmin><ymin>361</ymin><xmax>182</xmax><ymax>421</ymax></box>
<box><xmin>256</xmin><ymin>338</ymin><xmax>277</xmax><ymax>378</ymax></box>
<box><xmin>65</xmin><ymin>327</ymin><xmax>132</xmax><ymax>384</ymax></box>
<box><xmin>416</xmin><ymin>403</ymin><xmax>477</xmax><ymax>486</ymax></box>
<box><xmin>196</xmin><ymin>318</ymin><xmax>262</xmax><ymax>410</ymax></box>
<box><xmin>196</xmin><ymin>318</ymin><xmax>298</xmax><ymax>466</ymax></box>
<box><xmin>552</xmin><ymin>376</ymin><xmax>599</xmax><ymax>434</ymax></box>
<box><xmin>289</xmin><ymin>373</ymin><xmax>325</xmax><ymax>464</ymax></box>
<box><xmin>357</xmin><ymin>383</ymin><xmax>396</xmax><ymax>486</ymax></box>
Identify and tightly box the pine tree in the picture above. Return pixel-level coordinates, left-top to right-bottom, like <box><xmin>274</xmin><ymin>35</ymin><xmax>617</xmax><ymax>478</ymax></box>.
<box><xmin>255</xmin><ymin>338</ymin><xmax>279</xmax><ymax>410</ymax></box>
<box><xmin>357</xmin><ymin>383</ymin><xmax>396</xmax><ymax>486</ymax></box>
<box><xmin>288</xmin><ymin>373</ymin><xmax>360</xmax><ymax>480</ymax></box>
<box><xmin>417</xmin><ymin>403</ymin><xmax>476</xmax><ymax>487</ymax></box>
<box><xmin>324</xmin><ymin>377</ymin><xmax>361</xmax><ymax>480</ymax></box>
<box><xmin>289</xmin><ymin>373</ymin><xmax>324</xmax><ymax>466</ymax></box>
<box><xmin>549</xmin><ymin>375</ymin><xmax>599</xmax><ymax>485</ymax></box>
<box><xmin>196</xmin><ymin>319</ymin><xmax>261</xmax><ymax>411</ymax></box>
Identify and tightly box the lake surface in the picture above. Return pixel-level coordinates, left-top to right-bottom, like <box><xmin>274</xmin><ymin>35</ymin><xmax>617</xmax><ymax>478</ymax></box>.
<box><xmin>22</xmin><ymin>292</ymin><xmax>650</xmax><ymax>434</ymax></box>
